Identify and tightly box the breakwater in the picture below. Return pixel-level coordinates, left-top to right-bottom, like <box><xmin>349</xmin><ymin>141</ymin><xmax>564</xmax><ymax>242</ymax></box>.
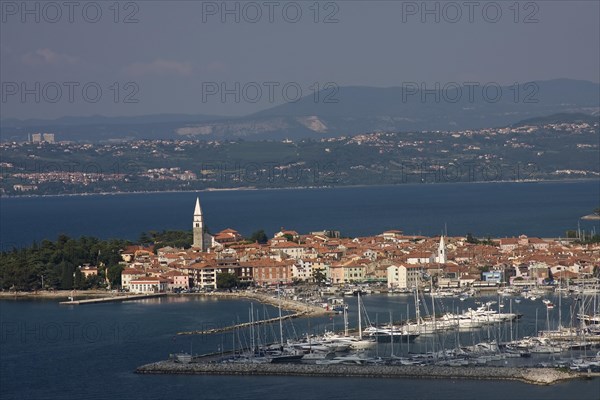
<box><xmin>59</xmin><ymin>293</ymin><xmax>165</xmax><ymax>305</ymax></box>
<box><xmin>135</xmin><ymin>360</ymin><xmax>587</xmax><ymax>385</ymax></box>
<box><xmin>177</xmin><ymin>291</ymin><xmax>331</xmax><ymax>335</ymax></box>
<box><xmin>177</xmin><ymin>311</ymin><xmax>307</xmax><ymax>335</ymax></box>
<box><xmin>198</xmin><ymin>291</ymin><xmax>331</xmax><ymax>316</ymax></box>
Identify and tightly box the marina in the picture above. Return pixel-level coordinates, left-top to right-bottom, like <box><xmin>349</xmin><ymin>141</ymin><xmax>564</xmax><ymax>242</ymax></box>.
<box><xmin>135</xmin><ymin>285</ymin><xmax>600</xmax><ymax>386</ymax></box>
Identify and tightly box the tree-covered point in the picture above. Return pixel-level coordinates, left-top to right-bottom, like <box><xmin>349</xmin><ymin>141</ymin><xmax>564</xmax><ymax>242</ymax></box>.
<box><xmin>139</xmin><ymin>230</ymin><xmax>194</xmax><ymax>250</ymax></box>
<box><xmin>0</xmin><ymin>235</ymin><xmax>131</xmax><ymax>291</ymax></box>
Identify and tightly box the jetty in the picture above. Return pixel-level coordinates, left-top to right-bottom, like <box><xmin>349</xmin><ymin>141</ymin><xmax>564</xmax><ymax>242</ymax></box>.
<box><xmin>177</xmin><ymin>311</ymin><xmax>307</xmax><ymax>335</ymax></box>
<box><xmin>198</xmin><ymin>291</ymin><xmax>331</xmax><ymax>316</ymax></box>
<box><xmin>59</xmin><ymin>293</ymin><xmax>165</xmax><ymax>305</ymax></box>
<box><xmin>135</xmin><ymin>359</ymin><xmax>595</xmax><ymax>386</ymax></box>
<box><xmin>176</xmin><ymin>291</ymin><xmax>331</xmax><ymax>335</ymax></box>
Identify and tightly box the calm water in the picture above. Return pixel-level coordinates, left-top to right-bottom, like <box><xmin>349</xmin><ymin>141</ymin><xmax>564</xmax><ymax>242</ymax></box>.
<box><xmin>1</xmin><ymin>180</ymin><xmax>599</xmax><ymax>248</ymax></box>
<box><xmin>1</xmin><ymin>294</ymin><xmax>599</xmax><ymax>400</ymax></box>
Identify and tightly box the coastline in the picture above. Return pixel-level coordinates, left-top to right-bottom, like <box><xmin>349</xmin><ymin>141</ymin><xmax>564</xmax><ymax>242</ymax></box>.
<box><xmin>1</xmin><ymin>177</ymin><xmax>598</xmax><ymax>200</ymax></box>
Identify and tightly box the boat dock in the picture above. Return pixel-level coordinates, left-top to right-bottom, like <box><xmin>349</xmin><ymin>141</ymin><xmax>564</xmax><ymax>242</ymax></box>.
<box><xmin>59</xmin><ymin>293</ymin><xmax>166</xmax><ymax>305</ymax></box>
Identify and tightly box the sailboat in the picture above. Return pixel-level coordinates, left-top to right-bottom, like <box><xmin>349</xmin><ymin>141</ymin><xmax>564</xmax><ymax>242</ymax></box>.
<box><xmin>324</xmin><ymin>292</ymin><xmax>376</xmax><ymax>350</ymax></box>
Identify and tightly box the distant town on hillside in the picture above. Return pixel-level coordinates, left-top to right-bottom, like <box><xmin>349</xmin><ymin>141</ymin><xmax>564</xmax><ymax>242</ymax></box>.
<box><xmin>1</xmin><ymin>114</ymin><xmax>598</xmax><ymax>196</ymax></box>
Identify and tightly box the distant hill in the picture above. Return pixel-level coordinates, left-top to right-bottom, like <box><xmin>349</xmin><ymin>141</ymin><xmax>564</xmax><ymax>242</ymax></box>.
<box><xmin>513</xmin><ymin>112</ymin><xmax>599</xmax><ymax>127</ymax></box>
<box><xmin>1</xmin><ymin>79</ymin><xmax>598</xmax><ymax>142</ymax></box>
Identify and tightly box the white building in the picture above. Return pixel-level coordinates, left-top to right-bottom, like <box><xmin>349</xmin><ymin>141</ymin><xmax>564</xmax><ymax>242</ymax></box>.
<box><xmin>128</xmin><ymin>277</ymin><xmax>169</xmax><ymax>293</ymax></box>
<box><xmin>387</xmin><ymin>264</ymin><xmax>425</xmax><ymax>289</ymax></box>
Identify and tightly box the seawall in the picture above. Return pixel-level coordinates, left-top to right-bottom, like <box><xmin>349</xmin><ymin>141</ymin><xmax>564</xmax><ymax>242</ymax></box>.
<box><xmin>135</xmin><ymin>360</ymin><xmax>587</xmax><ymax>386</ymax></box>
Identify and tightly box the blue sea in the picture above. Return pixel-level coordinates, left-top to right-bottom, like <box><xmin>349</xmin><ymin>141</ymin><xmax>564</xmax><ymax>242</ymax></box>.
<box><xmin>1</xmin><ymin>294</ymin><xmax>599</xmax><ymax>400</ymax></box>
<box><xmin>1</xmin><ymin>180</ymin><xmax>599</xmax><ymax>249</ymax></box>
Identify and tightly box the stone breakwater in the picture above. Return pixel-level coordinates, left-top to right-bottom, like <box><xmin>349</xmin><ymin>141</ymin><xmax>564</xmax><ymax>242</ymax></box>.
<box><xmin>135</xmin><ymin>361</ymin><xmax>580</xmax><ymax>386</ymax></box>
<box><xmin>177</xmin><ymin>292</ymin><xmax>331</xmax><ymax>335</ymax></box>
<box><xmin>199</xmin><ymin>292</ymin><xmax>331</xmax><ymax>317</ymax></box>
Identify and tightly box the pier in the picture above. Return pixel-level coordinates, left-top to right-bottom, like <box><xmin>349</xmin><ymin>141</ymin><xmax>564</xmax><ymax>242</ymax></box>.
<box><xmin>59</xmin><ymin>293</ymin><xmax>166</xmax><ymax>305</ymax></box>
<box><xmin>177</xmin><ymin>311</ymin><xmax>309</xmax><ymax>335</ymax></box>
<box><xmin>177</xmin><ymin>291</ymin><xmax>332</xmax><ymax>335</ymax></box>
<box><xmin>198</xmin><ymin>291</ymin><xmax>331</xmax><ymax>316</ymax></box>
<box><xmin>135</xmin><ymin>359</ymin><xmax>596</xmax><ymax>386</ymax></box>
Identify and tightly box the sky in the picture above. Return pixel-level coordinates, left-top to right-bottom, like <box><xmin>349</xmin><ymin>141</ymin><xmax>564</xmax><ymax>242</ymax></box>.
<box><xmin>1</xmin><ymin>0</ymin><xmax>599</xmax><ymax>119</ymax></box>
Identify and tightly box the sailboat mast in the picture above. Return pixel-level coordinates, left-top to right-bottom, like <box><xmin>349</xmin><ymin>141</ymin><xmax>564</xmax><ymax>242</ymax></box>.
<box><xmin>558</xmin><ymin>280</ymin><xmax>562</xmax><ymax>329</ymax></box>
<box><xmin>278</xmin><ymin>286</ymin><xmax>284</xmax><ymax>348</ymax></box>
<box><xmin>358</xmin><ymin>292</ymin><xmax>363</xmax><ymax>340</ymax></box>
<box><xmin>390</xmin><ymin>311</ymin><xmax>394</xmax><ymax>357</ymax></box>
<box><xmin>344</xmin><ymin>306</ymin><xmax>349</xmax><ymax>336</ymax></box>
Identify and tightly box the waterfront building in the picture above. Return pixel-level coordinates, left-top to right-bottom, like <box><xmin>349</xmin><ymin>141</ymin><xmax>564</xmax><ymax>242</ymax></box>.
<box><xmin>162</xmin><ymin>270</ymin><xmax>190</xmax><ymax>291</ymax></box>
<box><xmin>482</xmin><ymin>270</ymin><xmax>503</xmax><ymax>284</ymax></box>
<box><xmin>387</xmin><ymin>264</ymin><xmax>425</xmax><ymax>289</ymax></box>
<box><xmin>121</xmin><ymin>268</ymin><xmax>146</xmax><ymax>290</ymax></box>
<box><xmin>249</xmin><ymin>259</ymin><xmax>294</xmax><ymax>286</ymax></box>
<box><xmin>128</xmin><ymin>277</ymin><xmax>169</xmax><ymax>293</ymax></box>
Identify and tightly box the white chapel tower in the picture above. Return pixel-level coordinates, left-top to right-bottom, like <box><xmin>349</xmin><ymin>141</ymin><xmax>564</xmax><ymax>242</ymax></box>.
<box><xmin>436</xmin><ymin>235</ymin><xmax>447</xmax><ymax>264</ymax></box>
<box><xmin>192</xmin><ymin>197</ymin><xmax>204</xmax><ymax>250</ymax></box>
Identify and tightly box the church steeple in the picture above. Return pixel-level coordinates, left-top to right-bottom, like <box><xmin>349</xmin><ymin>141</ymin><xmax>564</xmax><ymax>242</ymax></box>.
<box><xmin>437</xmin><ymin>235</ymin><xmax>447</xmax><ymax>264</ymax></box>
<box><xmin>193</xmin><ymin>197</ymin><xmax>204</xmax><ymax>250</ymax></box>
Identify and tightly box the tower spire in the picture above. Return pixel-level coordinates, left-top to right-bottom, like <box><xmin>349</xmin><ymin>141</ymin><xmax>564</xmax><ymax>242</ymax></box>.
<box><xmin>193</xmin><ymin>197</ymin><xmax>204</xmax><ymax>250</ymax></box>
<box><xmin>194</xmin><ymin>197</ymin><xmax>202</xmax><ymax>216</ymax></box>
<box><xmin>437</xmin><ymin>235</ymin><xmax>446</xmax><ymax>264</ymax></box>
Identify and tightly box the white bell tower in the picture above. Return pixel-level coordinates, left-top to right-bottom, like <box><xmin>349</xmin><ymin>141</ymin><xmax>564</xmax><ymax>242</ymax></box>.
<box><xmin>193</xmin><ymin>197</ymin><xmax>204</xmax><ymax>250</ymax></box>
<box><xmin>437</xmin><ymin>235</ymin><xmax>447</xmax><ymax>264</ymax></box>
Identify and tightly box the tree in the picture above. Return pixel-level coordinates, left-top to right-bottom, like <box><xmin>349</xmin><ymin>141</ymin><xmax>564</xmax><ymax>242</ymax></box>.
<box><xmin>107</xmin><ymin>264</ymin><xmax>124</xmax><ymax>288</ymax></box>
<box><xmin>248</xmin><ymin>230</ymin><xmax>268</xmax><ymax>244</ymax></box>
<box><xmin>216</xmin><ymin>272</ymin><xmax>239</xmax><ymax>289</ymax></box>
<box><xmin>312</xmin><ymin>269</ymin><xmax>327</xmax><ymax>286</ymax></box>
<box><xmin>139</xmin><ymin>232</ymin><xmax>152</xmax><ymax>245</ymax></box>
<box><xmin>466</xmin><ymin>233</ymin><xmax>479</xmax><ymax>244</ymax></box>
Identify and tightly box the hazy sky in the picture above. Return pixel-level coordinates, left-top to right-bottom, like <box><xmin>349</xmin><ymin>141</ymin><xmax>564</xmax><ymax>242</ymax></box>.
<box><xmin>1</xmin><ymin>0</ymin><xmax>599</xmax><ymax>119</ymax></box>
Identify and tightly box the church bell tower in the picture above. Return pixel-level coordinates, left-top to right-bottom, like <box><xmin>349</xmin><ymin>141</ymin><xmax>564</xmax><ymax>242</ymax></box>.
<box><xmin>193</xmin><ymin>197</ymin><xmax>204</xmax><ymax>250</ymax></box>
